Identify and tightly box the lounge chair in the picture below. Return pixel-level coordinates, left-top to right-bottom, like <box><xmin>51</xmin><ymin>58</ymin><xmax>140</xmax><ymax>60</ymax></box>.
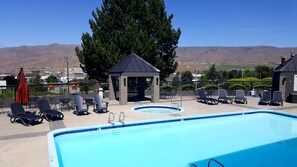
<box><xmin>73</xmin><ymin>95</ymin><xmax>90</xmax><ymax>115</ymax></box>
<box><xmin>7</xmin><ymin>102</ymin><xmax>43</xmax><ymax>126</ymax></box>
<box><xmin>197</xmin><ymin>90</ymin><xmax>218</xmax><ymax>105</ymax></box>
<box><xmin>258</xmin><ymin>91</ymin><xmax>271</xmax><ymax>105</ymax></box>
<box><xmin>37</xmin><ymin>99</ymin><xmax>64</xmax><ymax>121</ymax></box>
<box><xmin>270</xmin><ymin>91</ymin><xmax>283</xmax><ymax>106</ymax></box>
<box><xmin>93</xmin><ymin>95</ymin><xmax>109</xmax><ymax>113</ymax></box>
<box><xmin>218</xmin><ymin>89</ymin><xmax>233</xmax><ymax>104</ymax></box>
<box><xmin>234</xmin><ymin>90</ymin><xmax>247</xmax><ymax>104</ymax></box>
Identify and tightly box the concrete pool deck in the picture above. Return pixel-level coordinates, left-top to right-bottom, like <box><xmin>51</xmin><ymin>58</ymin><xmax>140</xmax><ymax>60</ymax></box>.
<box><xmin>0</xmin><ymin>96</ymin><xmax>296</xmax><ymax>167</ymax></box>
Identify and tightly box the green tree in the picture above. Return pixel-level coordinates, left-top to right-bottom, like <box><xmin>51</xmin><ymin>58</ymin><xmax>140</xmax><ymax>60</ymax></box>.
<box><xmin>255</xmin><ymin>65</ymin><xmax>274</xmax><ymax>79</ymax></box>
<box><xmin>30</xmin><ymin>71</ymin><xmax>43</xmax><ymax>85</ymax></box>
<box><xmin>205</xmin><ymin>64</ymin><xmax>220</xmax><ymax>82</ymax></box>
<box><xmin>244</xmin><ymin>69</ymin><xmax>256</xmax><ymax>78</ymax></box>
<box><xmin>221</xmin><ymin>70</ymin><xmax>228</xmax><ymax>81</ymax></box>
<box><xmin>173</xmin><ymin>72</ymin><xmax>181</xmax><ymax>82</ymax></box>
<box><xmin>75</xmin><ymin>0</ymin><xmax>181</xmax><ymax>81</ymax></box>
<box><xmin>181</xmin><ymin>71</ymin><xmax>193</xmax><ymax>82</ymax></box>
<box><xmin>46</xmin><ymin>75</ymin><xmax>58</xmax><ymax>84</ymax></box>
<box><xmin>30</xmin><ymin>71</ymin><xmax>47</xmax><ymax>92</ymax></box>
<box><xmin>227</xmin><ymin>70</ymin><xmax>240</xmax><ymax>79</ymax></box>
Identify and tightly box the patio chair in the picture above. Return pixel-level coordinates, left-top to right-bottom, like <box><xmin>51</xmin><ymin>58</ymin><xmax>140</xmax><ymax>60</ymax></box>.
<box><xmin>93</xmin><ymin>94</ymin><xmax>109</xmax><ymax>113</ymax></box>
<box><xmin>7</xmin><ymin>102</ymin><xmax>43</xmax><ymax>126</ymax></box>
<box><xmin>218</xmin><ymin>89</ymin><xmax>233</xmax><ymax>104</ymax></box>
<box><xmin>270</xmin><ymin>91</ymin><xmax>283</xmax><ymax>106</ymax></box>
<box><xmin>234</xmin><ymin>90</ymin><xmax>247</xmax><ymax>104</ymax></box>
<box><xmin>258</xmin><ymin>91</ymin><xmax>271</xmax><ymax>105</ymax></box>
<box><xmin>28</xmin><ymin>96</ymin><xmax>39</xmax><ymax>108</ymax></box>
<box><xmin>49</xmin><ymin>96</ymin><xmax>60</xmax><ymax>109</ymax></box>
<box><xmin>37</xmin><ymin>99</ymin><xmax>64</xmax><ymax>121</ymax></box>
<box><xmin>59</xmin><ymin>96</ymin><xmax>72</xmax><ymax>111</ymax></box>
<box><xmin>197</xmin><ymin>90</ymin><xmax>218</xmax><ymax>105</ymax></box>
<box><xmin>73</xmin><ymin>95</ymin><xmax>90</xmax><ymax>116</ymax></box>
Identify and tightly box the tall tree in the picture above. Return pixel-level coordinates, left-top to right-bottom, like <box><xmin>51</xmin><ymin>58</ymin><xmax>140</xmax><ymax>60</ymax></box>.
<box><xmin>181</xmin><ymin>71</ymin><xmax>193</xmax><ymax>82</ymax></box>
<box><xmin>46</xmin><ymin>75</ymin><xmax>58</xmax><ymax>84</ymax></box>
<box><xmin>255</xmin><ymin>65</ymin><xmax>274</xmax><ymax>79</ymax></box>
<box><xmin>76</xmin><ymin>0</ymin><xmax>181</xmax><ymax>81</ymax></box>
<box><xmin>205</xmin><ymin>64</ymin><xmax>220</xmax><ymax>82</ymax></box>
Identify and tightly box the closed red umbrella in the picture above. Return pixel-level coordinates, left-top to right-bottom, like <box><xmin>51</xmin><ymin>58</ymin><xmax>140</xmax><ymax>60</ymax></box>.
<box><xmin>16</xmin><ymin>68</ymin><xmax>29</xmax><ymax>105</ymax></box>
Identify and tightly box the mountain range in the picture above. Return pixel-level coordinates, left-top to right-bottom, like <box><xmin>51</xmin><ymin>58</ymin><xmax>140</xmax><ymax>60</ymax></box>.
<box><xmin>0</xmin><ymin>44</ymin><xmax>296</xmax><ymax>74</ymax></box>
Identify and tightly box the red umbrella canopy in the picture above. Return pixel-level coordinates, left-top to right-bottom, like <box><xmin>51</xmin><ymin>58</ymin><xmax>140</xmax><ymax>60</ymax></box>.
<box><xmin>16</xmin><ymin>68</ymin><xmax>29</xmax><ymax>105</ymax></box>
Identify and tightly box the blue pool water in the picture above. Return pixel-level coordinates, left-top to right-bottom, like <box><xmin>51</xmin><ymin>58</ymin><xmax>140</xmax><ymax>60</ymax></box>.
<box><xmin>48</xmin><ymin>110</ymin><xmax>297</xmax><ymax>167</ymax></box>
<box><xmin>132</xmin><ymin>105</ymin><xmax>184</xmax><ymax>114</ymax></box>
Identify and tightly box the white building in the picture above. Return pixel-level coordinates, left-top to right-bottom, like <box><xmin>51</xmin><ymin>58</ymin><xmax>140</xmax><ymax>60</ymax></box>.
<box><xmin>63</xmin><ymin>68</ymin><xmax>86</xmax><ymax>82</ymax></box>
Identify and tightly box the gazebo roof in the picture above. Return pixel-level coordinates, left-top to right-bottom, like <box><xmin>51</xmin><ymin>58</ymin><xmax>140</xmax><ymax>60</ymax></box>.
<box><xmin>109</xmin><ymin>53</ymin><xmax>160</xmax><ymax>75</ymax></box>
<box><xmin>275</xmin><ymin>54</ymin><xmax>297</xmax><ymax>72</ymax></box>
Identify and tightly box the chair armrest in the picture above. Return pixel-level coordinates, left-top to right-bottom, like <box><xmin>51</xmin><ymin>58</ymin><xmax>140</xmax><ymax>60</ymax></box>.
<box><xmin>103</xmin><ymin>101</ymin><xmax>109</xmax><ymax>108</ymax></box>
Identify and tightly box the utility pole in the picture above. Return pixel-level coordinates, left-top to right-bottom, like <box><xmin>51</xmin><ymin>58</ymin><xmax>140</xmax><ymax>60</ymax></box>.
<box><xmin>65</xmin><ymin>57</ymin><xmax>70</xmax><ymax>94</ymax></box>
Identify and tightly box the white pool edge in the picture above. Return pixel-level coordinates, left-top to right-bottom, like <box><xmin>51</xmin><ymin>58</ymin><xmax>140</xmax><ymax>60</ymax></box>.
<box><xmin>47</xmin><ymin>109</ymin><xmax>297</xmax><ymax>167</ymax></box>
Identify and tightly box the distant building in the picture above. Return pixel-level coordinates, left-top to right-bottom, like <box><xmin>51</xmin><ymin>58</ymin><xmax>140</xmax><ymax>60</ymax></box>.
<box><xmin>0</xmin><ymin>73</ymin><xmax>11</xmax><ymax>80</ymax></box>
<box><xmin>272</xmin><ymin>54</ymin><xmax>297</xmax><ymax>102</ymax></box>
<box><xmin>63</xmin><ymin>67</ymin><xmax>86</xmax><ymax>82</ymax></box>
<box><xmin>192</xmin><ymin>73</ymin><xmax>203</xmax><ymax>82</ymax></box>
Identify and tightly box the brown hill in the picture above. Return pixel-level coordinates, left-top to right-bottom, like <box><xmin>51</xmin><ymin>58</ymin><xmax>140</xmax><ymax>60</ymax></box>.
<box><xmin>0</xmin><ymin>43</ymin><xmax>79</xmax><ymax>74</ymax></box>
<box><xmin>0</xmin><ymin>44</ymin><xmax>296</xmax><ymax>74</ymax></box>
<box><xmin>175</xmin><ymin>46</ymin><xmax>297</xmax><ymax>72</ymax></box>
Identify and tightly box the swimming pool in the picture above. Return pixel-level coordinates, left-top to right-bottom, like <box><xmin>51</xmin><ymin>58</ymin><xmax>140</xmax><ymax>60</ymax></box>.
<box><xmin>48</xmin><ymin>110</ymin><xmax>297</xmax><ymax>167</ymax></box>
<box><xmin>132</xmin><ymin>105</ymin><xmax>184</xmax><ymax>114</ymax></box>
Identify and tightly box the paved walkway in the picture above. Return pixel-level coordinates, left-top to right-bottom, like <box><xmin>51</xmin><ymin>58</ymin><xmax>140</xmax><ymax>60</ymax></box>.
<box><xmin>0</xmin><ymin>96</ymin><xmax>296</xmax><ymax>167</ymax></box>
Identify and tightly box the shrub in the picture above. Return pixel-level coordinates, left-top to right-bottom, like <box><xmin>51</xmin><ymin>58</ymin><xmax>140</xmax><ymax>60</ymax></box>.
<box><xmin>0</xmin><ymin>89</ymin><xmax>15</xmax><ymax>100</ymax></box>
<box><xmin>229</xmin><ymin>84</ymin><xmax>246</xmax><ymax>90</ymax></box>
<box><xmin>180</xmin><ymin>84</ymin><xmax>195</xmax><ymax>91</ymax></box>
<box><xmin>204</xmin><ymin>83</ymin><xmax>218</xmax><ymax>90</ymax></box>
<box><xmin>226</xmin><ymin>77</ymin><xmax>258</xmax><ymax>90</ymax></box>
<box><xmin>160</xmin><ymin>85</ymin><xmax>172</xmax><ymax>91</ymax></box>
<box><xmin>253</xmin><ymin>84</ymin><xmax>272</xmax><ymax>90</ymax></box>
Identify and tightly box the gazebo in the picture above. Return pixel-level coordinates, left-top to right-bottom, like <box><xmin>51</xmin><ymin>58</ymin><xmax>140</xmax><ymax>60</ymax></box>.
<box><xmin>272</xmin><ymin>54</ymin><xmax>297</xmax><ymax>102</ymax></box>
<box><xmin>108</xmin><ymin>53</ymin><xmax>160</xmax><ymax>105</ymax></box>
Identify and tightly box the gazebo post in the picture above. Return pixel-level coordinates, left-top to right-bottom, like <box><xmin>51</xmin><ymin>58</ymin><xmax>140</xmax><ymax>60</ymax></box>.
<box><xmin>108</xmin><ymin>75</ymin><xmax>116</xmax><ymax>100</ymax></box>
<box><xmin>151</xmin><ymin>75</ymin><xmax>160</xmax><ymax>103</ymax></box>
<box><xmin>119</xmin><ymin>75</ymin><xmax>128</xmax><ymax>105</ymax></box>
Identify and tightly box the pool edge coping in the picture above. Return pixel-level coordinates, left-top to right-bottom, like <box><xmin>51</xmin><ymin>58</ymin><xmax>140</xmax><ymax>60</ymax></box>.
<box><xmin>131</xmin><ymin>104</ymin><xmax>185</xmax><ymax>114</ymax></box>
<box><xmin>47</xmin><ymin>109</ymin><xmax>297</xmax><ymax>167</ymax></box>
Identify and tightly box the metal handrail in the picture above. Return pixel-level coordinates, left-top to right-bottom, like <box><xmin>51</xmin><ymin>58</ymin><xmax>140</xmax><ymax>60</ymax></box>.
<box><xmin>119</xmin><ymin>112</ymin><xmax>125</xmax><ymax>123</ymax></box>
<box><xmin>171</xmin><ymin>94</ymin><xmax>182</xmax><ymax>107</ymax></box>
<box><xmin>208</xmin><ymin>158</ymin><xmax>224</xmax><ymax>167</ymax></box>
<box><xmin>108</xmin><ymin>112</ymin><xmax>114</xmax><ymax>123</ymax></box>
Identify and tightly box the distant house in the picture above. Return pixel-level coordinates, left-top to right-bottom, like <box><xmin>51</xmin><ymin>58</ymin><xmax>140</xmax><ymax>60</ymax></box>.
<box><xmin>64</xmin><ymin>68</ymin><xmax>86</xmax><ymax>81</ymax></box>
<box><xmin>0</xmin><ymin>73</ymin><xmax>11</xmax><ymax>80</ymax></box>
<box><xmin>272</xmin><ymin>54</ymin><xmax>297</xmax><ymax>103</ymax></box>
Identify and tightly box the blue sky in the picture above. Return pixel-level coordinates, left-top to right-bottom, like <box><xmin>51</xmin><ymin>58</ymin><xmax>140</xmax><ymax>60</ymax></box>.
<box><xmin>1</xmin><ymin>0</ymin><xmax>297</xmax><ymax>48</ymax></box>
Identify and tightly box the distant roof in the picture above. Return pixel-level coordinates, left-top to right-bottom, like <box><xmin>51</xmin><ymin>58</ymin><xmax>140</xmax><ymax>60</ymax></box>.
<box><xmin>109</xmin><ymin>53</ymin><xmax>160</xmax><ymax>75</ymax></box>
<box><xmin>275</xmin><ymin>54</ymin><xmax>297</xmax><ymax>72</ymax></box>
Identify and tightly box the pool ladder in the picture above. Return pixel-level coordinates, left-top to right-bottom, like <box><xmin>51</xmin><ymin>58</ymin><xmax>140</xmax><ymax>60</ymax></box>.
<box><xmin>108</xmin><ymin>112</ymin><xmax>125</xmax><ymax>123</ymax></box>
<box><xmin>108</xmin><ymin>112</ymin><xmax>115</xmax><ymax>123</ymax></box>
<box><xmin>119</xmin><ymin>112</ymin><xmax>125</xmax><ymax>123</ymax></box>
<box><xmin>190</xmin><ymin>158</ymin><xmax>224</xmax><ymax>167</ymax></box>
<box><xmin>208</xmin><ymin>158</ymin><xmax>224</xmax><ymax>167</ymax></box>
<box><xmin>171</xmin><ymin>94</ymin><xmax>182</xmax><ymax>107</ymax></box>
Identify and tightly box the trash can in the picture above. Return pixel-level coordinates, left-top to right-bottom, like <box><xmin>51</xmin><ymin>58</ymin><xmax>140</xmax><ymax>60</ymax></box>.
<box><xmin>287</xmin><ymin>93</ymin><xmax>297</xmax><ymax>103</ymax></box>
